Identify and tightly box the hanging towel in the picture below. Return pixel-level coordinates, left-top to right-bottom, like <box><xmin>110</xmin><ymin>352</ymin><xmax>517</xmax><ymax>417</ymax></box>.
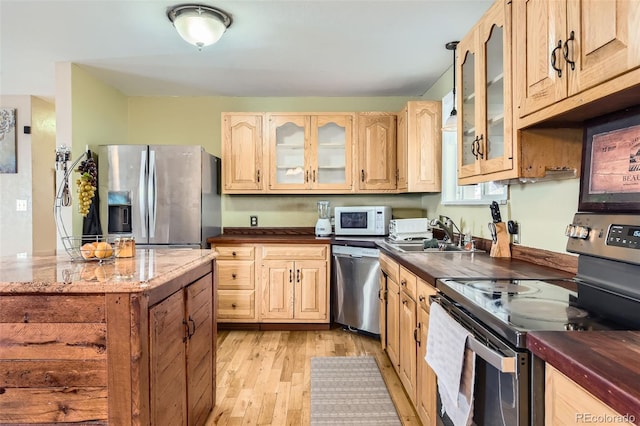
<box><xmin>426</xmin><ymin>302</ymin><xmax>476</xmax><ymax>426</ymax></box>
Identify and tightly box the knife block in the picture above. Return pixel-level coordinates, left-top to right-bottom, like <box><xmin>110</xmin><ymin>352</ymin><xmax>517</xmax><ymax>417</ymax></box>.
<box><xmin>490</xmin><ymin>222</ymin><xmax>511</xmax><ymax>258</ymax></box>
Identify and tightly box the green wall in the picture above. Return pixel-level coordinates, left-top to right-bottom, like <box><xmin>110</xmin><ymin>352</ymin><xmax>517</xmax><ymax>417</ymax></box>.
<box><xmin>70</xmin><ymin>65</ymin><xmax>129</xmax><ymax>235</ymax></box>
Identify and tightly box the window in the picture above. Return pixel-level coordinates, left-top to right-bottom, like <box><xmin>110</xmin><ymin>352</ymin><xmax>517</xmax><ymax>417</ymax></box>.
<box><xmin>440</xmin><ymin>91</ymin><xmax>508</xmax><ymax>205</ymax></box>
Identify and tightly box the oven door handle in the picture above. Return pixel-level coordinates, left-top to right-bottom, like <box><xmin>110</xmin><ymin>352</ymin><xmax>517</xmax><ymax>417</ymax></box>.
<box><xmin>430</xmin><ymin>295</ymin><xmax>517</xmax><ymax>374</ymax></box>
<box><xmin>467</xmin><ymin>336</ymin><xmax>516</xmax><ymax>374</ymax></box>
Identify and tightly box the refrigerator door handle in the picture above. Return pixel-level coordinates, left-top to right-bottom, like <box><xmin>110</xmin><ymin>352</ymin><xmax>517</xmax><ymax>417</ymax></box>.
<box><xmin>148</xmin><ymin>149</ymin><xmax>157</xmax><ymax>239</ymax></box>
<box><xmin>139</xmin><ymin>152</ymin><xmax>147</xmax><ymax>238</ymax></box>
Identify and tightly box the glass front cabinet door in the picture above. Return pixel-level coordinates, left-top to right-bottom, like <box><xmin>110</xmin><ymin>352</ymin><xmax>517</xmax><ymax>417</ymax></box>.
<box><xmin>457</xmin><ymin>0</ymin><xmax>513</xmax><ymax>184</ymax></box>
<box><xmin>268</xmin><ymin>113</ymin><xmax>353</xmax><ymax>192</ymax></box>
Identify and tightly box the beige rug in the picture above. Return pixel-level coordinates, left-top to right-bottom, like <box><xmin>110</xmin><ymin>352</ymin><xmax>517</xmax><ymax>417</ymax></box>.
<box><xmin>310</xmin><ymin>356</ymin><xmax>402</xmax><ymax>425</ymax></box>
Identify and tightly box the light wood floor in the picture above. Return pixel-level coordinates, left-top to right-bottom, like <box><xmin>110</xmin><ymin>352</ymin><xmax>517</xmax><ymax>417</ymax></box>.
<box><xmin>206</xmin><ymin>328</ymin><xmax>420</xmax><ymax>425</ymax></box>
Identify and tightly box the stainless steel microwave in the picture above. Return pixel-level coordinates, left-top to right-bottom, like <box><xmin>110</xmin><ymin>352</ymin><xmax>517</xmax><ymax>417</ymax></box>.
<box><xmin>334</xmin><ymin>206</ymin><xmax>392</xmax><ymax>236</ymax></box>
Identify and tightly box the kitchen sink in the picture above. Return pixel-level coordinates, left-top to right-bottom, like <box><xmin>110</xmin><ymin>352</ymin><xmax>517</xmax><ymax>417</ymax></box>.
<box><xmin>384</xmin><ymin>241</ymin><xmax>482</xmax><ymax>254</ymax></box>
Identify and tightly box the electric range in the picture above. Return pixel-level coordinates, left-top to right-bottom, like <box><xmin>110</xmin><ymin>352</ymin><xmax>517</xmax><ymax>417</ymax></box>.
<box><xmin>432</xmin><ymin>213</ymin><xmax>640</xmax><ymax>426</ymax></box>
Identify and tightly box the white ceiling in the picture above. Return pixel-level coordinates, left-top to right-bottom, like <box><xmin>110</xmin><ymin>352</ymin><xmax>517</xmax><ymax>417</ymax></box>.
<box><xmin>0</xmin><ymin>0</ymin><xmax>493</xmax><ymax>99</ymax></box>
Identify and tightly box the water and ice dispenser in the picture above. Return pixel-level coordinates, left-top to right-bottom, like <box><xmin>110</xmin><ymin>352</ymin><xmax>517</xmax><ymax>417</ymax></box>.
<box><xmin>107</xmin><ymin>191</ymin><xmax>132</xmax><ymax>234</ymax></box>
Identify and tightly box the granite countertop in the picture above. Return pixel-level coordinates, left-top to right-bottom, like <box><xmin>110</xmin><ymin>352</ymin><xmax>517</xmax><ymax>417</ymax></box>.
<box><xmin>528</xmin><ymin>331</ymin><xmax>640</xmax><ymax>422</ymax></box>
<box><xmin>0</xmin><ymin>249</ymin><xmax>217</xmax><ymax>293</ymax></box>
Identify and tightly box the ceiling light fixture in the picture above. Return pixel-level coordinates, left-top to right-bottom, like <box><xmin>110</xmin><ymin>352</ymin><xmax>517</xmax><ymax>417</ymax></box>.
<box><xmin>167</xmin><ymin>4</ymin><xmax>232</xmax><ymax>50</ymax></box>
<box><xmin>442</xmin><ymin>41</ymin><xmax>459</xmax><ymax>132</ymax></box>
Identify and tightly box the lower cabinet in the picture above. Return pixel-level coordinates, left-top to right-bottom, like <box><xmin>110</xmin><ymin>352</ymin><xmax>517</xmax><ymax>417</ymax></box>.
<box><xmin>212</xmin><ymin>242</ymin><xmax>330</xmax><ymax>324</ymax></box>
<box><xmin>150</xmin><ymin>272</ymin><xmax>214</xmax><ymax>426</ymax></box>
<box><xmin>260</xmin><ymin>245</ymin><xmax>329</xmax><ymax>322</ymax></box>
<box><xmin>379</xmin><ymin>252</ymin><xmax>438</xmax><ymax>426</ymax></box>
<box><xmin>545</xmin><ymin>365</ymin><xmax>634</xmax><ymax>426</ymax></box>
<box><xmin>416</xmin><ymin>278</ymin><xmax>437</xmax><ymax>426</ymax></box>
<box><xmin>398</xmin><ymin>266</ymin><xmax>418</xmax><ymax>404</ymax></box>
<box><xmin>214</xmin><ymin>245</ymin><xmax>257</xmax><ymax>322</ymax></box>
<box><xmin>379</xmin><ymin>252</ymin><xmax>401</xmax><ymax>372</ymax></box>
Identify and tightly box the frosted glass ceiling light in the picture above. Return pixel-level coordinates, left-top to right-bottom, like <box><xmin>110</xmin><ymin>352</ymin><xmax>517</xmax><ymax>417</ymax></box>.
<box><xmin>168</xmin><ymin>4</ymin><xmax>232</xmax><ymax>49</ymax></box>
<box><xmin>442</xmin><ymin>41</ymin><xmax>459</xmax><ymax>132</ymax></box>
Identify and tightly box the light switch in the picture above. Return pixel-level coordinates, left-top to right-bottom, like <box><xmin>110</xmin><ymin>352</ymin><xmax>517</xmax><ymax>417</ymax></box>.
<box><xmin>16</xmin><ymin>199</ymin><xmax>27</xmax><ymax>211</ymax></box>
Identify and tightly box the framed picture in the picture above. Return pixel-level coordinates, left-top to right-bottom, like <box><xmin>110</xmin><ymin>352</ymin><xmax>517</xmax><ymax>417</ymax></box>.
<box><xmin>579</xmin><ymin>106</ymin><xmax>640</xmax><ymax>213</ymax></box>
<box><xmin>0</xmin><ymin>108</ymin><xmax>17</xmax><ymax>174</ymax></box>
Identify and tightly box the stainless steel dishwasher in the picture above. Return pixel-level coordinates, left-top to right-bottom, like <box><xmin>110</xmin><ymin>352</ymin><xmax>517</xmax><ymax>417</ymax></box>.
<box><xmin>331</xmin><ymin>244</ymin><xmax>381</xmax><ymax>335</ymax></box>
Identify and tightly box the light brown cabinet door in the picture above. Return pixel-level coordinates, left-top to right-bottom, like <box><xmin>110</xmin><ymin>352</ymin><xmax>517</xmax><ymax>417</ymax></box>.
<box><xmin>515</xmin><ymin>0</ymin><xmax>640</xmax><ymax>120</ymax></box>
<box><xmin>566</xmin><ymin>0</ymin><xmax>640</xmax><ymax>96</ymax></box>
<box><xmin>311</xmin><ymin>114</ymin><xmax>354</xmax><ymax>191</ymax></box>
<box><xmin>378</xmin><ymin>272</ymin><xmax>388</xmax><ymax>350</ymax></box>
<box><xmin>458</xmin><ymin>0</ymin><xmax>513</xmax><ymax>182</ymax></box>
<box><xmin>386</xmin><ymin>277</ymin><xmax>400</xmax><ymax>374</ymax></box>
<box><xmin>357</xmin><ymin>113</ymin><xmax>397</xmax><ymax>191</ymax></box>
<box><xmin>545</xmin><ymin>365</ymin><xmax>634</xmax><ymax>425</ymax></box>
<box><xmin>185</xmin><ymin>274</ymin><xmax>214</xmax><ymax>426</ymax></box>
<box><xmin>260</xmin><ymin>260</ymin><xmax>295</xmax><ymax>320</ymax></box>
<box><xmin>399</xmin><ymin>291</ymin><xmax>417</xmax><ymax>404</ymax></box>
<box><xmin>416</xmin><ymin>280</ymin><xmax>437</xmax><ymax>426</ymax></box>
<box><xmin>513</xmin><ymin>0</ymin><xmax>567</xmax><ymax>118</ymax></box>
<box><xmin>150</xmin><ymin>291</ymin><xmax>188</xmax><ymax>426</ymax></box>
<box><xmin>395</xmin><ymin>106</ymin><xmax>408</xmax><ymax>192</ymax></box>
<box><xmin>222</xmin><ymin>113</ymin><xmax>264</xmax><ymax>192</ymax></box>
<box><xmin>406</xmin><ymin>101</ymin><xmax>442</xmax><ymax>192</ymax></box>
<box><xmin>293</xmin><ymin>260</ymin><xmax>328</xmax><ymax>321</ymax></box>
<box><xmin>268</xmin><ymin>114</ymin><xmax>310</xmax><ymax>191</ymax></box>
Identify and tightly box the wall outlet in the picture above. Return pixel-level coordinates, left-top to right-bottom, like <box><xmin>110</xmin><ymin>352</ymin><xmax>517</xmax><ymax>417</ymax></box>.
<box><xmin>16</xmin><ymin>199</ymin><xmax>27</xmax><ymax>211</ymax></box>
<box><xmin>250</xmin><ymin>215</ymin><xmax>258</xmax><ymax>227</ymax></box>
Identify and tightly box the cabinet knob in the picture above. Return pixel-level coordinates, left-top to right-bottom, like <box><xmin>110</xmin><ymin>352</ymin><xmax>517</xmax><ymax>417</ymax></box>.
<box><xmin>231</xmin><ymin>303</ymin><xmax>237</xmax><ymax>309</ymax></box>
<box><xmin>257</xmin><ymin>170</ymin><xmax>261</xmax><ymax>182</ymax></box>
<box><xmin>232</xmin><ymin>273</ymin><xmax>237</xmax><ymax>279</ymax></box>
<box><xmin>401</xmin><ymin>279</ymin><xmax>406</xmax><ymax>287</ymax></box>
<box><xmin>361</xmin><ymin>169</ymin><xmax>365</xmax><ymax>182</ymax></box>
<box><xmin>232</xmin><ymin>251</ymin><xmax>237</xmax><ymax>256</ymax></box>
<box><xmin>419</xmin><ymin>295</ymin><xmax>425</xmax><ymax>302</ymax></box>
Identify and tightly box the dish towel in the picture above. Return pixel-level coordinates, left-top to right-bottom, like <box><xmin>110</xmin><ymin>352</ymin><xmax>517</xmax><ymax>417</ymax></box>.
<box><xmin>426</xmin><ymin>302</ymin><xmax>476</xmax><ymax>426</ymax></box>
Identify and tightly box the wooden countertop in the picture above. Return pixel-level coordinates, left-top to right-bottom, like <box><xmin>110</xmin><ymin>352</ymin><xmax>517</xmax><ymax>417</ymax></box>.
<box><xmin>377</xmin><ymin>244</ymin><xmax>574</xmax><ymax>285</ymax></box>
<box><xmin>528</xmin><ymin>331</ymin><xmax>640</xmax><ymax>422</ymax></box>
<box><xmin>0</xmin><ymin>249</ymin><xmax>216</xmax><ymax>293</ymax></box>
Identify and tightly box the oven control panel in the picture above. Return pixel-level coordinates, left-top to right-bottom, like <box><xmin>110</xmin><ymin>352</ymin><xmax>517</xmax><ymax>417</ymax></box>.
<box><xmin>607</xmin><ymin>224</ymin><xmax>640</xmax><ymax>249</ymax></box>
<box><xmin>567</xmin><ymin>213</ymin><xmax>640</xmax><ymax>265</ymax></box>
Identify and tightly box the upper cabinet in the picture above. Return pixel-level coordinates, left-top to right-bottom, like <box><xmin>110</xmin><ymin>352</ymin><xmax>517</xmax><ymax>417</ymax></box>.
<box><xmin>457</xmin><ymin>0</ymin><xmax>514</xmax><ymax>183</ymax></box>
<box><xmin>396</xmin><ymin>101</ymin><xmax>442</xmax><ymax>192</ymax></box>
<box><xmin>267</xmin><ymin>113</ymin><xmax>354</xmax><ymax>193</ymax></box>
<box><xmin>514</xmin><ymin>0</ymin><xmax>640</xmax><ymax>125</ymax></box>
<box><xmin>222</xmin><ymin>113</ymin><xmax>265</xmax><ymax>193</ymax></box>
<box><xmin>357</xmin><ymin>112</ymin><xmax>397</xmax><ymax>191</ymax></box>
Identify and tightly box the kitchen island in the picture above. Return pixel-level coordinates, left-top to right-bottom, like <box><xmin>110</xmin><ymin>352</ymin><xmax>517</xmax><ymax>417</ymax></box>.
<box><xmin>0</xmin><ymin>249</ymin><xmax>217</xmax><ymax>425</ymax></box>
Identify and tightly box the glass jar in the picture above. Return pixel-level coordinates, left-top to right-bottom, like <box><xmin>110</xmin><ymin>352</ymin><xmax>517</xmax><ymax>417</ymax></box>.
<box><xmin>114</xmin><ymin>237</ymin><xmax>135</xmax><ymax>258</ymax></box>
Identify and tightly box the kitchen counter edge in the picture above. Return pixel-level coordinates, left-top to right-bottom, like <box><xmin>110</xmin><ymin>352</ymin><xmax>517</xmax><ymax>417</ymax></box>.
<box><xmin>528</xmin><ymin>330</ymin><xmax>640</xmax><ymax>423</ymax></box>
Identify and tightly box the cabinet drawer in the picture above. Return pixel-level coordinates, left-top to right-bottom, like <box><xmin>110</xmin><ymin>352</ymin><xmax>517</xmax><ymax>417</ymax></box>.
<box><xmin>214</xmin><ymin>245</ymin><xmax>255</xmax><ymax>260</ymax></box>
<box><xmin>379</xmin><ymin>252</ymin><xmax>399</xmax><ymax>283</ymax></box>
<box><xmin>217</xmin><ymin>260</ymin><xmax>255</xmax><ymax>290</ymax></box>
<box><xmin>261</xmin><ymin>245</ymin><xmax>328</xmax><ymax>260</ymax></box>
<box><xmin>399</xmin><ymin>266</ymin><xmax>417</xmax><ymax>301</ymax></box>
<box><xmin>217</xmin><ymin>290</ymin><xmax>256</xmax><ymax>320</ymax></box>
<box><xmin>417</xmin><ymin>278</ymin><xmax>437</xmax><ymax>313</ymax></box>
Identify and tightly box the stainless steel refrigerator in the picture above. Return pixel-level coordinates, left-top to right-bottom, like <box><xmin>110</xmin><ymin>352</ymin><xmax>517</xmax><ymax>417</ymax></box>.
<box><xmin>97</xmin><ymin>145</ymin><xmax>221</xmax><ymax>248</ymax></box>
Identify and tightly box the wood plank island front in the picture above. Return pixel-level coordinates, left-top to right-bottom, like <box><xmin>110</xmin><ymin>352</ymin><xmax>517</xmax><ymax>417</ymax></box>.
<box><xmin>0</xmin><ymin>249</ymin><xmax>217</xmax><ymax>425</ymax></box>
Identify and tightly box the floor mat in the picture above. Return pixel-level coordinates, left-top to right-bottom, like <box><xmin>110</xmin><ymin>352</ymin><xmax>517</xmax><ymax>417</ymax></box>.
<box><xmin>310</xmin><ymin>356</ymin><xmax>402</xmax><ymax>425</ymax></box>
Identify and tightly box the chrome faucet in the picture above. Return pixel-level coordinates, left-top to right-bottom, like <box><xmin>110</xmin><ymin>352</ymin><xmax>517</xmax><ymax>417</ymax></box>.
<box><xmin>430</xmin><ymin>215</ymin><xmax>464</xmax><ymax>247</ymax></box>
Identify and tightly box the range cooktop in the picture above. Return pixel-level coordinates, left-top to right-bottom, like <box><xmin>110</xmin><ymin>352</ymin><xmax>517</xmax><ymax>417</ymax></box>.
<box><xmin>436</xmin><ymin>278</ymin><xmax>626</xmax><ymax>348</ymax></box>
